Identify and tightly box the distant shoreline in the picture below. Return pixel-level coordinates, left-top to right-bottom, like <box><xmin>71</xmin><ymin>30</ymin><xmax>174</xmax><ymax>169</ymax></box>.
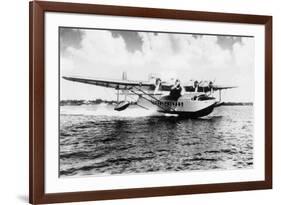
<box><xmin>60</xmin><ymin>99</ymin><xmax>253</xmax><ymax>106</ymax></box>
<box><xmin>219</xmin><ymin>102</ymin><xmax>253</xmax><ymax>106</ymax></box>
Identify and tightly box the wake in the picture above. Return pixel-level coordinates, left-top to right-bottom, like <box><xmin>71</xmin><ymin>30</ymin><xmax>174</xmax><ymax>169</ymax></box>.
<box><xmin>60</xmin><ymin>104</ymin><xmax>163</xmax><ymax>118</ymax></box>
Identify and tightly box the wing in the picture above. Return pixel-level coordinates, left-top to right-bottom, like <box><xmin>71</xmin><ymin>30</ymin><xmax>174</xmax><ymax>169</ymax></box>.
<box><xmin>183</xmin><ymin>85</ymin><xmax>237</xmax><ymax>92</ymax></box>
<box><xmin>63</xmin><ymin>76</ymin><xmax>236</xmax><ymax>92</ymax></box>
<box><xmin>63</xmin><ymin>76</ymin><xmax>155</xmax><ymax>90</ymax></box>
<box><xmin>212</xmin><ymin>86</ymin><xmax>237</xmax><ymax>90</ymax></box>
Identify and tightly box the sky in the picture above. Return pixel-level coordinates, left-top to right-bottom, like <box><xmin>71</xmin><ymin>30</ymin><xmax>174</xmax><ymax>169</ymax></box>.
<box><xmin>60</xmin><ymin>27</ymin><xmax>255</xmax><ymax>102</ymax></box>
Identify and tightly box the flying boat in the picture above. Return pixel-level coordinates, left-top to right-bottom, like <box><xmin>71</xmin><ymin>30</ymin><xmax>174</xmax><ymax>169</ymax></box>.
<box><xmin>63</xmin><ymin>73</ymin><xmax>236</xmax><ymax>118</ymax></box>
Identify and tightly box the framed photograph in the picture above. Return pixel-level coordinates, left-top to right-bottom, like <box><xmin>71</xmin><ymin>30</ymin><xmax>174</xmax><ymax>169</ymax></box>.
<box><xmin>29</xmin><ymin>1</ymin><xmax>272</xmax><ymax>204</ymax></box>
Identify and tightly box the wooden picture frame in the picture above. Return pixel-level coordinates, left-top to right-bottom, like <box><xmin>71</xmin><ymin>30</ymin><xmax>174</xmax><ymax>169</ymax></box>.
<box><xmin>29</xmin><ymin>1</ymin><xmax>272</xmax><ymax>204</ymax></box>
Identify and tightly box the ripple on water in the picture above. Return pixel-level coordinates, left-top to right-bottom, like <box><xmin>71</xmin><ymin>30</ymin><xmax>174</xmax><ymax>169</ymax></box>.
<box><xmin>59</xmin><ymin>105</ymin><xmax>254</xmax><ymax>177</ymax></box>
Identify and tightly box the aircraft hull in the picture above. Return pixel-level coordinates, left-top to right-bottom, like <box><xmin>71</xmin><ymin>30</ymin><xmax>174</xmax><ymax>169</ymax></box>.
<box><xmin>158</xmin><ymin>103</ymin><xmax>216</xmax><ymax>118</ymax></box>
<box><xmin>137</xmin><ymin>95</ymin><xmax>217</xmax><ymax>118</ymax></box>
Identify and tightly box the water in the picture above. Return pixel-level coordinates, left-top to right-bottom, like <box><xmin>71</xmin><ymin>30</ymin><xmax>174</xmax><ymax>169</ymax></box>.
<box><xmin>59</xmin><ymin>104</ymin><xmax>253</xmax><ymax>177</ymax></box>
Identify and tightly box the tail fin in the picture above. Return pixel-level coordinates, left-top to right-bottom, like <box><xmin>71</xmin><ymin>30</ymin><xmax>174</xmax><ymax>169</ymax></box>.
<box><xmin>122</xmin><ymin>72</ymin><xmax>127</xmax><ymax>80</ymax></box>
<box><xmin>121</xmin><ymin>72</ymin><xmax>128</xmax><ymax>99</ymax></box>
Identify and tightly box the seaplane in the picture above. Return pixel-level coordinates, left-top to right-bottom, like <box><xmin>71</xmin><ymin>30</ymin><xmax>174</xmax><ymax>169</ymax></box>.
<box><xmin>63</xmin><ymin>73</ymin><xmax>236</xmax><ymax>118</ymax></box>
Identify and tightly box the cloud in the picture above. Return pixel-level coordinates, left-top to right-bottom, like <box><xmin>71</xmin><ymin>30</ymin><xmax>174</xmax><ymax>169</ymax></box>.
<box><xmin>110</xmin><ymin>30</ymin><xmax>143</xmax><ymax>53</ymax></box>
<box><xmin>60</xmin><ymin>28</ymin><xmax>84</xmax><ymax>55</ymax></box>
<box><xmin>60</xmin><ymin>28</ymin><xmax>254</xmax><ymax>102</ymax></box>
<box><xmin>216</xmin><ymin>36</ymin><xmax>242</xmax><ymax>51</ymax></box>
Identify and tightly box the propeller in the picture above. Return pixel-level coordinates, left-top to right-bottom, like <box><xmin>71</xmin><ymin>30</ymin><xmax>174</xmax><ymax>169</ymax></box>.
<box><xmin>154</xmin><ymin>78</ymin><xmax>162</xmax><ymax>94</ymax></box>
<box><xmin>193</xmin><ymin>80</ymin><xmax>199</xmax><ymax>88</ymax></box>
<box><xmin>208</xmin><ymin>79</ymin><xmax>216</xmax><ymax>94</ymax></box>
<box><xmin>155</xmin><ymin>78</ymin><xmax>162</xmax><ymax>86</ymax></box>
<box><xmin>208</xmin><ymin>81</ymin><xmax>214</xmax><ymax>88</ymax></box>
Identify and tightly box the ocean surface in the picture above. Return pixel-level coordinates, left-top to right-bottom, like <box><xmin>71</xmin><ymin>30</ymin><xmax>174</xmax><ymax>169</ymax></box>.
<box><xmin>59</xmin><ymin>104</ymin><xmax>253</xmax><ymax>177</ymax></box>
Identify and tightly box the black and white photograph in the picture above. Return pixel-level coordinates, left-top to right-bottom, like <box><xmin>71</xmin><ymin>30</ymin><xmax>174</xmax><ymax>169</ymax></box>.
<box><xmin>59</xmin><ymin>27</ymin><xmax>254</xmax><ymax>177</ymax></box>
